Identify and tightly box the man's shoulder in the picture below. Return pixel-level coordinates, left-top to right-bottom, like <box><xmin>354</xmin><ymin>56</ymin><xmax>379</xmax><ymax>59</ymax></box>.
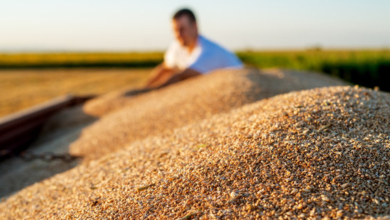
<box><xmin>198</xmin><ymin>35</ymin><xmax>219</xmax><ymax>49</ymax></box>
<box><xmin>198</xmin><ymin>35</ymin><xmax>231</xmax><ymax>54</ymax></box>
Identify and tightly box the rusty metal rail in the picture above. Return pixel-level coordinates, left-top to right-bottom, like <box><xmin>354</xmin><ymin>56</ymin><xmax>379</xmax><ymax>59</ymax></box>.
<box><xmin>0</xmin><ymin>94</ymin><xmax>95</xmax><ymax>161</ymax></box>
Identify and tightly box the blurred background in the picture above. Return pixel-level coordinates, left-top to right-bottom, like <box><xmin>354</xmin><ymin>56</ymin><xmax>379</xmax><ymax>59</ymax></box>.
<box><xmin>1</xmin><ymin>0</ymin><xmax>390</xmax><ymax>117</ymax></box>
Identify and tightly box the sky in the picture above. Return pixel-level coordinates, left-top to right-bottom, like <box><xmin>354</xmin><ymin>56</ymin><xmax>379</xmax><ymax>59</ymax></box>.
<box><xmin>0</xmin><ymin>0</ymin><xmax>389</xmax><ymax>51</ymax></box>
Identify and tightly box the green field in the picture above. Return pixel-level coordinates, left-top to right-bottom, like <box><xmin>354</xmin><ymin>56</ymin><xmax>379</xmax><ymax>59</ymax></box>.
<box><xmin>237</xmin><ymin>49</ymin><xmax>390</xmax><ymax>92</ymax></box>
<box><xmin>1</xmin><ymin>50</ymin><xmax>389</xmax><ymax>92</ymax></box>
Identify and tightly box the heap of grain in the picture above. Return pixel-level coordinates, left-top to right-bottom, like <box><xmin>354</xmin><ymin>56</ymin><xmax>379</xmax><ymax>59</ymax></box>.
<box><xmin>1</xmin><ymin>86</ymin><xmax>389</xmax><ymax>219</ymax></box>
<box><xmin>83</xmin><ymin>69</ymin><xmax>345</xmax><ymax>117</ymax></box>
<box><xmin>0</xmin><ymin>68</ymin><xmax>345</xmax><ymax>198</ymax></box>
<box><xmin>70</xmin><ymin>68</ymin><xmax>346</xmax><ymax>161</ymax></box>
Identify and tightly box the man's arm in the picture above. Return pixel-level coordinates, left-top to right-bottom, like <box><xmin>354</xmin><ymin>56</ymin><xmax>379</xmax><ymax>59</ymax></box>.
<box><xmin>144</xmin><ymin>63</ymin><xmax>173</xmax><ymax>88</ymax></box>
<box><xmin>148</xmin><ymin>68</ymin><xmax>201</xmax><ymax>89</ymax></box>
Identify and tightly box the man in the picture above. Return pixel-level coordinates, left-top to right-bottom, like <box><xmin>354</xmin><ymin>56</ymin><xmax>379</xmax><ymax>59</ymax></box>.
<box><xmin>144</xmin><ymin>8</ymin><xmax>243</xmax><ymax>89</ymax></box>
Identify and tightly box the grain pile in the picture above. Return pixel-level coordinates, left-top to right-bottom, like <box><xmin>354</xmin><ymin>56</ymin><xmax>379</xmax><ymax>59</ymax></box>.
<box><xmin>70</xmin><ymin>68</ymin><xmax>346</xmax><ymax>161</ymax></box>
<box><xmin>83</xmin><ymin>69</ymin><xmax>345</xmax><ymax>117</ymax></box>
<box><xmin>1</xmin><ymin>86</ymin><xmax>389</xmax><ymax>219</ymax></box>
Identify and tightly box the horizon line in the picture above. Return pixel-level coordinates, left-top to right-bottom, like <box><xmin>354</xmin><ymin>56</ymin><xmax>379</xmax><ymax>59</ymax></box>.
<box><xmin>1</xmin><ymin>47</ymin><xmax>389</xmax><ymax>54</ymax></box>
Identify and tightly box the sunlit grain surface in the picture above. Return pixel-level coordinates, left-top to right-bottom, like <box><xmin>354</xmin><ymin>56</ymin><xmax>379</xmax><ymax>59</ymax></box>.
<box><xmin>0</xmin><ymin>68</ymin><xmax>152</xmax><ymax>118</ymax></box>
<box><xmin>1</xmin><ymin>85</ymin><xmax>389</xmax><ymax>219</ymax></box>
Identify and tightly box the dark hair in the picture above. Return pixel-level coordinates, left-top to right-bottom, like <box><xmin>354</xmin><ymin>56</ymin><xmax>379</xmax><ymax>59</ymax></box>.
<box><xmin>173</xmin><ymin>8</ymin><xmax>196</xmax><ymax>23</ymax></box>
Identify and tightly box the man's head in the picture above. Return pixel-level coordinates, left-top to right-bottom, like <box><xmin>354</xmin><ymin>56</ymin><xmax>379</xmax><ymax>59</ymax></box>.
<box><xmin>172</xmin><ymin>9</ymin><xmax>198</xmax><ymax>48</ymax></box>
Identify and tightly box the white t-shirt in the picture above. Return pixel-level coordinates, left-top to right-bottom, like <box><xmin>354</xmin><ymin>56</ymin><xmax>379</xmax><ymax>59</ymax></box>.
<box><xmin>164</xmin><ymin>35</ymin><xmax>243</xmax><ymax>74</ymax></box>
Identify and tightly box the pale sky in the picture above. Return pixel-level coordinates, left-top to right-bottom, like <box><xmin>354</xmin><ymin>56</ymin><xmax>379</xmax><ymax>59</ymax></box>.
<box><xmin>0</xmin><ymin>0</ymin><xmax>389</xmax><ymax>51</ymax></box>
